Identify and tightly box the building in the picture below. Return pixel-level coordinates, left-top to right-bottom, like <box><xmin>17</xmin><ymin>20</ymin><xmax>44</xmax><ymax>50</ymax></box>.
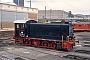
<box><xmin>38</xmin><ymin>10</ymin><xmax>69</xmax><ymax>20</ymax></box>
<box><xmin>74</xmin><ymin>14</ymin><xmax>90</xmax><ymax>19</ymax></box>
<box><xmin>13</xmin><ymin>0</ymin><xmax>24</xmax><ymax>6</ymax></box>
<box><xmin>0</xmin><ymin>3</ymin><xmax>38</xmax><ymax>29</ymax></box>
<box><xmin>13</xmin><ymin>0</ymin><xmax>30</xmax><ymax>7</ymax></box>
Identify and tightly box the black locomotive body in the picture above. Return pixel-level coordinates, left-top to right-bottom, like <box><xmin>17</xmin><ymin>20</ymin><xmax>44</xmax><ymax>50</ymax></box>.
<box><xmin>26</xmin><ymin>23</ymin><xmax>73</xmax><ymax>40</ymax></box>
<box><xmin>14</xmin><ymin>20</ymin><xmax>76</xmax><ymax>50</ymax></box>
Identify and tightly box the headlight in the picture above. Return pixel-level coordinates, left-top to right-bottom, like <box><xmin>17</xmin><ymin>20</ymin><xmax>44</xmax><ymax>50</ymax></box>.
<box><xmin>21</xmin><ymin>32</ymin><xmax>23</xmax><ymax>33</ymax></box>
<box><xmin>20</xmin><ymin>31</ymin><xmax>25</xmax><ymax>37</ymax></box>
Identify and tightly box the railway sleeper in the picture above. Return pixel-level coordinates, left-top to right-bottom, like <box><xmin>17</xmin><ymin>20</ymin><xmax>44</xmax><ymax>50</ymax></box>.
<box><xmin>0</xmin><ymin>55</ymin><xmax>11</xmax><ymax>60</ymax></box>
<box><xmin>63</xmin><ymin>54</ymin><xmax>90</xmax><ymax>60</ymax></box>
<box><xmin>75</xmin><ymin>50</ymin><xmax>90</xmax><ymax>54</ymax></box>
<box><xmin>15</xmin><ymin>57</ymin><xmax>26</xmax><ymax>60</ymax></box>
<box><xmin>83</xmin><ymin>44</ymin><xmax>90</xmax><ymax>47</ymax></box>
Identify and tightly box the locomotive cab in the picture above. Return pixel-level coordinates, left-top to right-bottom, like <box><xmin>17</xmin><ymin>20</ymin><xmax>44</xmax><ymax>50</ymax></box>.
<box><xmin>14</xmin><ymin>20</ymin><xmax>27</xmax><ymax>38</ymax></box>
<box><xmin>15</xmin><ymin>23</ymin><xmax>26</xmax><ymax>37</ymax></box>
<box><xmin>14</xmin><ymin>20</ymin><xmax>37</xmax><ymax>38</ymax></box>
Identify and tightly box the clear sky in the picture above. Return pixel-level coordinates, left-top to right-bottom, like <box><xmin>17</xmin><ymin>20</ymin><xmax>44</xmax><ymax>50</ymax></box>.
<box><xmin>1</xmin><ymin>0</ymin><xmax>90</xmax><ymax>15</ymax></box>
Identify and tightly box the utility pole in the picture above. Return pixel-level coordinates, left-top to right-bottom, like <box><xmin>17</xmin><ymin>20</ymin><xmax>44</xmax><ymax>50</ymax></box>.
<box><xmin>62</xmin><ymin>10</ymin><xmax>63</xmax><ymax>19</ymax></box>
<box><xmin>30</xmin><ymin>0</ymin><xmax>31</xmax><ymax>8</ymax></box>
<box><xmin>62</xmin><ymin>9</ymin><xmax>64</xmax><ymax>19</ymax></box>
<box><xmin>45</xmin><ymin>6</ymin><xmax>46</xmax><ymax>19</ymax></box>
<box><xmin>89</xmin><ymin>9</ymin><xmax>90</xmax><ymax>21</ymax></box>
<box><xmin>50</xmin><ymin>9</ymin><xmax>52</xmax><ymax>20</ymax></box>
<box><xmin>0</xmin><ymin>4</ymin><xmax>1</xmax><ymax>29</ymax></box>
<box><xmin>15</xmin><ymin>6</ymin><xmax>17</xmax><ymax>21</ymax></box>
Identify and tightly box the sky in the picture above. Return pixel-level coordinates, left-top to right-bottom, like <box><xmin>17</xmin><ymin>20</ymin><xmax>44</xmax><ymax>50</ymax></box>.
<box><xmin>1</xmin><ymin>0</ymin><xmax>90</xmax><ymax>15</ymax></box>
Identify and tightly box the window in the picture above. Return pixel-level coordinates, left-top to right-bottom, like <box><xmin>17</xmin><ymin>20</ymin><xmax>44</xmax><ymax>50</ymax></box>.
<box><xmin>19</xmin><ymin>0</ymin><xmax>24</xmax><ymax>6</ymax></box>
<box><xmin>20</xmin><ymin>24</ymin><xmax>25</xmax><ymax>28</ymax></box>
<box><xmin>14</xmin><ymin>0</ymin><xmax>18</xmax><ymax>5</ymax></box>
<box><xmin>17</xmin><ymin>24</ymin><xmax>19</xmax><ymax>28</ymax></box>
<box><xmin>16</xmin><ymin>12</ymin><xmax>28</xmax><ymax>20</ymax></box>
<box><xmin>1</xmin><ymin>10</ymin><xmax>15</xmax><ymax>22</ymax></box>
<box><xmin>14</xmin><ymin>0</ymin><xmax>24</xmax><ymax>6</ymax></box>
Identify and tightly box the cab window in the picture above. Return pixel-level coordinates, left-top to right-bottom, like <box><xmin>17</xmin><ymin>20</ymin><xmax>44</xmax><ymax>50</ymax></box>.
<box><xmin>15</xmin><ymin>24</ymin><xmax>19</xmax><ymax>29</ymax></box>
<box><xmin>20</xmin><ymin>24</ymin><xmax>25</xmax><ymax>29</ymax></box>
<box><xmin>17</xmin><ymin>24</ymin><xmax>19</xmax><ymax>28</ymax></box>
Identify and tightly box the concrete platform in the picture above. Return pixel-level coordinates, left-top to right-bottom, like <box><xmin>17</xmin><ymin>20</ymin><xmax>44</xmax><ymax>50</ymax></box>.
<box><xmin>0</xmin><ymin>28</ymin><xmax>14</xmax><ymax>31</ymax></box>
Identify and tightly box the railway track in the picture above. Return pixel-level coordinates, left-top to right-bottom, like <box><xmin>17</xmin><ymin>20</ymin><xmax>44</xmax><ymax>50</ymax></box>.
<box><xmin>0</xmin><ymin>46</ymin><xmax>34</xmax><ymax>60</ymax></box>
<box><xmin>24</xmin><ymin>46</ymin><xmax>90</xmax><ymax>59</ymax></box>
<box><xmin>5</xmin><ymin>44</ymin><xmax>90</xmax><ymax>60</ymax></box>
<box><xmin>0</xmin><ymin>42</ymin><xmax>90</xmax><ymax>60</ymax></box>
<box><xmin>63</xmin><ymin>54</ymin><xmax>90</xmax><ymax>60</ymax></box>
<box><xmin>0</xmin><ymin>55</ymin><xmax>11</xmax><ymax>60</ymax></box>
<box><xmin>0</xmin><ymin>32</ymin><xmax>90</xmax><ymax>60</ymax></box>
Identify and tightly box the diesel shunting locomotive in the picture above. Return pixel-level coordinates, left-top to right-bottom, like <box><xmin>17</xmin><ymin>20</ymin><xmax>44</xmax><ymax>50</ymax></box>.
<box><xmin>13</xmin><ymin>20</ymin><xmax>76</xmax><ymax>51</ymax></box>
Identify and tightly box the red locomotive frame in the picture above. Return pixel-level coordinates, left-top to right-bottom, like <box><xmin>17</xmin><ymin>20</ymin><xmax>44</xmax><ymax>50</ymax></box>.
<box><xmin>14</xmin><ymin>37</ymin><xmax>76</xmax><ymax>50</ymax></box>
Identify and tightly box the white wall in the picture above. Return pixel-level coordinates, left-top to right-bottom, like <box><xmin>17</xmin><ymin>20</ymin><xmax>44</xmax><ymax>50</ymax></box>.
<box><xmin>0</xmin><ymin>3</ymin><xmax>38</xmax><ymax>13</ymax></box>
<box><xmin>0</xmin><ymin>0</ymin><xmax>13</xmax><ymax>3</ymax></box>
<box><xmin>0</xmin><ymin>0</ymin><xmax>31</xmax><ymax>7</ymax></box>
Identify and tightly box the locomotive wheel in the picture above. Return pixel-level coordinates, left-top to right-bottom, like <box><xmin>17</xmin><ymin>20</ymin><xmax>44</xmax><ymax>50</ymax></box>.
<box><xmin>24</xmin><ymin>40</ymin><xmax>32</xmax><ymax>46</ymax></box>
<box><xmin>42</xmin><ymin>41</ymin><xmax>49</xmax><ymax>48</ymax></box>
<box><xmin>29</xmin><ymin>41</ymin><xmax>32</xmax><ymax>46</ymax></box>
<box><xmin>52</xmin><ymin>43</ymin><xmax>56</xmax><ymax>50</ymax></box>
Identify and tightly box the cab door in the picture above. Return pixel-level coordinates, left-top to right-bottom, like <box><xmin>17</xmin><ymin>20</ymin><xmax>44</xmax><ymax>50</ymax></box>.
<box><xmin>15</xmin><ymin>23</ymin><xmax>20</xmax><ymax>37</ymax></box>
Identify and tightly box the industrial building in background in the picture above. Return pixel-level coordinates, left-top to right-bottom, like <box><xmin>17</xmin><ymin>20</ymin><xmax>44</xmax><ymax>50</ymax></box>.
<box><xmin>38</xmin><ymin>10</ymin><xmax>90</xmax><ymax>21</ymax></box>
<box><xmin>0</xmin><ymin>3</ymin><xmax>38</xmax><ymax>29</ymax></box>
<box><xmin>38</xmin><ymin>10</ymin><xmax>69</xmax><ymax>20</ymax></box>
